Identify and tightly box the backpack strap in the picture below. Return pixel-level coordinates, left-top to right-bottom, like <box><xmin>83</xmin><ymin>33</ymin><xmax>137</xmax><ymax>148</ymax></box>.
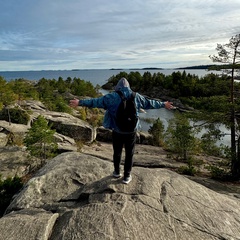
<box><xmin>116</xmin><ymin>90</ymin><xmax>125</xmax><ymax>100</ymax></box>
<box><xmin>116</xmin><ymin>91</ymin><xmax>136</xmax><ymax>100</ymax></box>
<box><xmin>131</xmin><ymin>91</ymin><xmax>136</xmax><ymax>99</ymax></box>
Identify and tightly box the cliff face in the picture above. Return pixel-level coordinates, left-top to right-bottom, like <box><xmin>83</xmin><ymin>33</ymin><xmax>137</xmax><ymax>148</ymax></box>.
<box><xmin>1</xmin><ymin>151</ymin><xmax>240</xmax><ymax>240</ymax></box>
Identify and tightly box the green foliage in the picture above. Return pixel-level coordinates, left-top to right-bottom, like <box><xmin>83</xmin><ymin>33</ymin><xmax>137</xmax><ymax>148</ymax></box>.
<box><xmin>34</xmin><ymin>77</ymin><xmax>98</xmax><ymax>113</ymax></box>
<box><xmin>148</xmin><ymin>118</ymin><xmax>165</xmax><ymax>146</ymax></box>
<box><xmin>165</xmin><ymin>113</ymin><xmax>199</xmax><ymax>160</ymax></box>
<box><xmin>200</xmin><ymin>124</ymin><xmax>225</xmax><ymax>157</ymax></box>
<box><xmin>78</xmin><ymin>107</ymin><xmax>87</xmax><ymax>121</ymax></box>
<box><xmin>54</xmin><ymin>98</ymin><xmax>72</xmax><ymax>113</ymax></box>
<box><xmin>178</xmin><ymin>165</ymin><xmax>197</xmax><ymax>176</ymax></box>
<box><xmin>7</xmin><ymin>79</ymin><xmax>39</xmax><ymax>100</ymax></box>
<box><xmin>206</xmin><ymin>165</ymin><xmax>229</xmax><ymax>180</ymax></box>
<box><xmin>105</xmin><ymin>70</ymin><xmax>235</xmax><ymax>112</ymax></box>
<box><xmin>0</xmin><ymin>77</ymin><xmax>18</xmax><ymax>107</ymax></box>
<box><xmin>45</xmin><ymin>95</ymin><xmax>72</xmax><ymax>113</ymax></box>
<box><xmin>70</xmin><ymin>77</ymin><xmax>98</xmax><ymax>97</ymax></box>
<box><xmin>0</xmin><ymin>175</ymin><xmax>23</xmax><ymax>217</ymax></box>
<box><xmin>209</xmin><ymin>34</ymin><xmax>240</xmax><ymax>178</ymax></box>
<box><xmin>24</xmin><ymin>115</ymin><xmax>57</xmax><ymax>162</ymax></box>
<box><xmin>86</xmin><ymin>108</ymin><xmax>104</xmax><ymax>127</ymax></box>
<box><xmin>36</xmin><ymin>78</ymin><xmax>56</xmax><ymax>100</ymax></box>
<box><xmin>177</xmin><ymin>157</ymin><xmax>199</xmax><ymax>176</ymax></box>
<box><xmin>0</xmin><ymin>107</ymin><xmax>30</xmax><ymax>124</ymax></box>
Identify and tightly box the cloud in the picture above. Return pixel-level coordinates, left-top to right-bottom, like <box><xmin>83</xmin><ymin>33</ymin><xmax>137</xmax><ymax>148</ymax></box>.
<box><xmin>0</xmin><ymin>0</ymin><xmax>240</xmax><ymax>70</ymax></box>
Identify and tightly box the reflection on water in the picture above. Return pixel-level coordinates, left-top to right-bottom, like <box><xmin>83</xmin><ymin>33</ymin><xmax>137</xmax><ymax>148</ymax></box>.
<box><xmin>139</xmin><ymin>108</ymin><xmax>231</xmax><ymax>147</ymax></box>
<box><xmin>139</xmin><ymin>108</ymin><xmax>173</xmax><ymax>132</ymax></box>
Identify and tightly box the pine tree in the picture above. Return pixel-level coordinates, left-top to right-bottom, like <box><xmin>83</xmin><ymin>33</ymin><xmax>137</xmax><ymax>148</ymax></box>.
<box><xmin>209</xmin><ymin>34</ymin><xmax>240</xmax><ymax>179</ymax></box>
<box><xmin>148</xmin><ymin>118</ymin><xmax>165</xmax><ymax>146</ymax></box>
<box><xmin>24</xmin><ymin>116</ymin><xmax>57</xmax><ymax>163</ymax></box>
<box><xmin>165</xmin><ymin>113</ymin><xmax>198</xmax><ymax>160</ymax></box>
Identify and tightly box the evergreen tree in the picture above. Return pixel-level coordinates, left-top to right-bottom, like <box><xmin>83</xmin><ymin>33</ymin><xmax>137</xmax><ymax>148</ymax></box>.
<box><xmin>209</xmin><ymin>34</ymin><xmax>240</xmax><ymax>179</ymax></box>
<box><xmin>148</xmin><ymin>118</ymin><xmax>165</xmax><ymax>146</ymax></box>
<box><xmin>0</xmin><ymin>77</ymin><xmax>18</xmax><ymax>107</ymax></box>
<box><xmin>24</xmin><ymin>116</ymin><xmax>57</xmax><ymax>163</ymax></box>
<box><xmin>165</xmin><ymin>113</ymin><xmax>198</xmax><ymax>160</ymax></box>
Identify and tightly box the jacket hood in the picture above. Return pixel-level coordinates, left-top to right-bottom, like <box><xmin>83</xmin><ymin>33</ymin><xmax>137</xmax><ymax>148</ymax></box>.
<box><xmin>114</xmin><ymin>78</ymin><xmax>130</xmax><ymax>91</ymax></box>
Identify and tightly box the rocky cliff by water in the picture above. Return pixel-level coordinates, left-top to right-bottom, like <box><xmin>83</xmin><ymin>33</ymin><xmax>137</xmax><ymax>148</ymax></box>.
<box><xmin>0</xmin><ymin>100</ymin><xmax>240</xmax><ymax>239</ymax></box>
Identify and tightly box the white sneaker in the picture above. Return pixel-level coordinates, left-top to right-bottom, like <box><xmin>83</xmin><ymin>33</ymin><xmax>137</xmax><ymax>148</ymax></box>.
<box><xmin>122</xmin><ymin>175</ymin><xmax>132</xmax><ymax>184</ymax></box>
<box><xmin>113</xmin><ymin>171</ymin><xmax>122</xmax><ymax>178</ymax></box>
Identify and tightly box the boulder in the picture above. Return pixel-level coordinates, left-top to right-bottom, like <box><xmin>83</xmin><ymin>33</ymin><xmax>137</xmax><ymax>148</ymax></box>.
<box><xmin>0</xmin><ymin>209</ymin><xmax>58</xmax><ymax>240</ymax></box>
<box><xmin>24</xmin><ymin>102</ymin><xmax>97</xmax><ymax>143</ymax></box>
<box><xmin>44</xmin><ymin>111</ymin><xmax>96</xmax><ymax>143</ymax></box>
<box><xmin>0</xmin><ymin>101</ymin><xmax>97</xmax><ymax>145</ymax></box>
<box><xmin>20</xmin><ymin>99</ymin><xmax>47</xmax><ymax>112</ymax></box>
<box><xmin>0</xmin><ymin>132</ymin><xmax>8</xmax><ymax>147</ymax></box>
<box><xmin>54</xmin><ymin>132</ymin><xmax>78</xmax><ymax>153</ymax></box>
<box><xmin>1</xmin><ymin>152</ymin><xmax>240</xmax><ymax>240</ymax></box>
<box><xmin>81</xmin><ymin>142</ymin><xmax>185</xmax><ymax>169</ymax></box>
<box><xmin>0</xmin><ymin>146</ymin><xmax>41</xmax><ymax>179</ymax></box>
<box><xmin>96</xmin><ymin>126</ymin><xmax>112</xmax><ymax>142</ymax></box>
<box><xmin>0</xmin><ymin>120</ymin><xmax>29</xmax><ymax>143</ymax></box>
<box><xmin>96</xmin><ymin>126</ymin><xmax>153</xmax><ymax>145</ymax></box>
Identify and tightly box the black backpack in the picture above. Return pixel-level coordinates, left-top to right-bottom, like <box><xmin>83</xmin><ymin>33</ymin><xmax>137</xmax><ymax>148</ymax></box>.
<box><xmin>115</xmin><ymin>91</ymin><xmax>138</xmax><ymax>132</ymax></box>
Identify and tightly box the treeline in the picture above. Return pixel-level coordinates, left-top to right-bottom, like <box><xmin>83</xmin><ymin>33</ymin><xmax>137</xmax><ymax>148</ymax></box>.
<box><xmin>0</xmin><ymin>76</ymin><xmax>100</xmax><ymax>112</ymax></box>
<box><xmin>105</xmin><ymin>70</ymin><xmax>240</xmax><ymax>119</ymax></box>
<box><xmin>1</xmin><ymin>71</ymin><xmax>240</xmax><ymax>121</ymax></box>
<box><xmin>2</xmin><ymin>70</ymin><xmax>240</xmax><ymax>124</ymax></box>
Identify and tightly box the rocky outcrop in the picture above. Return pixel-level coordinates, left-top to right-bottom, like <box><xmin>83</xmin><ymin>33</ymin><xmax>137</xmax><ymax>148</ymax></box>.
<box><xmin>41</xmin><ymin>110</ymin><xmax>96</xmax><ymax>143</ymax></box>
<box><xmin>0</xmin><ymin>146</ymin><xmax>42</xmax><ymax>179</ymax></box>
<box><xmin>0</xmin><ymin>100</ymin><xmax>154</xmax><ymax>153</ymax></box>
<box><xmin>0</xmin><ymin>120</ymin><xmax>29</xmax><ymax>146</ymax></box>
<box><xmin>1</xmin><ymin>151</ymin><xmax>240</xmax><ymax>240</ymax></box>
<box><xmin>24</xmin><ymin>99</ymin><xmax>97</xmax><ymax>143</ymax></box>
<box><xmin>0</xmin><ymin>100</ymin><xmax>97</xmax><ymax>146</ymax></box>
<box><xmin>0</xmin><ymin>100</ymin><xmax>153</xmax><ymax>180</ymax></box>
<box><xmin>1</xmin><ymin>100</ymin><xmax>240</xmax><ymax>239</ymax></box>
<box><xmin>96</xmin><ymin>126</ymin><xmax>153</xmax><ymax>144</ymax></box>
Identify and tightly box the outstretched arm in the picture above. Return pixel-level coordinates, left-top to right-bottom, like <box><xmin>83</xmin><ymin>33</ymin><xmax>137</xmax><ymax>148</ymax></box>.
<box><xmin>138</xmin><ymin>93</ymin><xmax>174</xmax><ymax>110</ymax></box>
<box><xmin>69</xmin><ymin>95</ymin><xmax>107</xmax><ymax>109</ymax></box>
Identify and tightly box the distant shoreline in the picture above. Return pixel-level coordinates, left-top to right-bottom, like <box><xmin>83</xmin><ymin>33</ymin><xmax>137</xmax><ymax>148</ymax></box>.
<box><xmin>0</xmin><ymin>65</ymin><xmax>220</xmax><ymax>72</ymax></box>
<box><xmin>109</xmin><ymin>65</ymin><xmax>215</xmax><ymax>71</ymax></box>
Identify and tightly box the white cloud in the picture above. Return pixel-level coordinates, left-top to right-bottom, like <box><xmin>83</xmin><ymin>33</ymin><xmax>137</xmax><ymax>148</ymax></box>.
<box><xmin>0</xmin><ymin>0</ymin><xmax>240</xmax><ymax>70</ymax></box>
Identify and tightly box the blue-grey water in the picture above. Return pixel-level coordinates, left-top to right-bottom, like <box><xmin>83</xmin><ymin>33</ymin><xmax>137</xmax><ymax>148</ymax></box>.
<box><xmin>0</xmin><ymin>69</ymin><xmax>230</xmax><ymax>146</ymax></box>
<box><xmin>0</xmin><ymin>69</ymin><xmax>217</xmax><ymax>86</ymax></box>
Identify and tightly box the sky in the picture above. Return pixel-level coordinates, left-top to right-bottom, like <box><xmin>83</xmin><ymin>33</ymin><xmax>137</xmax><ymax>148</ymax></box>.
<box><xmin>0</xmin><ymin>0</ymin><xmax>240</xmax><ymax>71</ymax></box>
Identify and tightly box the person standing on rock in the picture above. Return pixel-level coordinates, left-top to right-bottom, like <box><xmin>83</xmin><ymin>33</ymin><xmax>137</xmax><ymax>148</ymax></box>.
<box><xmin>69</xmin><ymin>77</ymin><xmax>174</xmax><ymax>184</ymax></box>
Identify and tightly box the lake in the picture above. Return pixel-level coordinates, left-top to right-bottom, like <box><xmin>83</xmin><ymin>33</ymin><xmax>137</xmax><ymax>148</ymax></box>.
<box><xmin>0</xmin><ymin>69</ymin><xmax>218</xmax><ymax>86</ymax></box>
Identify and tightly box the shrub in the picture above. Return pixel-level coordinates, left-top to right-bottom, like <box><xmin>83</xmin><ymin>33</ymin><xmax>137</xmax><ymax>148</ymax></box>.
<box><xmin>0</xmin><ymin>107</ymin><xmax>30</xmax><ymax>125</ymax></box>
<box><xmin>177</xmin><ymin>157</ymin><xmax>197</xmax><ymax>176</ymax></box>
<box><xmin>178</xmin><ymin>165</ymin><xmax>197</xmax><ymax>176</ymax></box>
<box><xmin>165</xmin><ymin>113</ymin><xmax>199</xmax><ymax>160</ymax></box>
<box><xmin>148</xmin><ymin>118</ymin><xmax>165</xmax><ymax>146</ymax></box>
<box><xmin>206</xmin><ymin>165</ymin><xmax>229</xmax><ymax>180</ymax></box>
<box><xmin>24</xmin><ymin>115</ymin><xmax>57</xmax><ymax>162</ymax></box>
<box><xmin>0</xmin><ymin>175</ymin><xmax>23</xmax><ymax>217</ymax></box>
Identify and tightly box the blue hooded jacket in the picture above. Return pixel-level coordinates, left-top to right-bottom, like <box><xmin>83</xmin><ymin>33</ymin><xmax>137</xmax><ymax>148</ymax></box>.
<box><xmin>79</xmin><ymin>77</ymin><xmax>165</xmax><ymax>133</ymax></box>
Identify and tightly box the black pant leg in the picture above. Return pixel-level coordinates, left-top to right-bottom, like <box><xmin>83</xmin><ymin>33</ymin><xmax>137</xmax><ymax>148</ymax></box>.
<box><xmin>112</xmin><ymin>131</ymin><xmax>124</xmax><ymax>173</ymax></box>
<box><xmin>124</xmin><ymin>132</ymin><xmax>136</xmax><ymax>178</ymax></box>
